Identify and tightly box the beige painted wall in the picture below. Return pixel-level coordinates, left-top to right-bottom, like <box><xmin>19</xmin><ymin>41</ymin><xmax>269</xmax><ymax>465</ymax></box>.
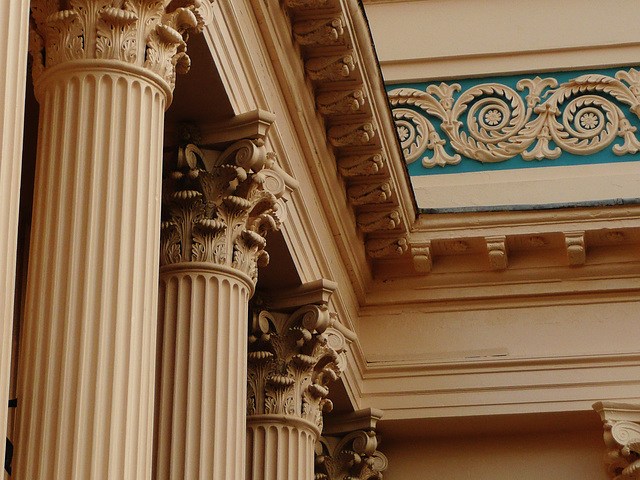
<box><xmin>382</xmin><ymin>428</ymin><xmax>607</xmax><ymax>480</ymax></box>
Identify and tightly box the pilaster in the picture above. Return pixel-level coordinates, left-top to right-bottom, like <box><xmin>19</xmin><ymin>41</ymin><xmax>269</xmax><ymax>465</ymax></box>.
<box><xmin>0</xmin><ymin>0</ymin><xmax>30</xmax><ymax>472</ymax></box>
<box><xmin>15</xmin><ymin>1</ymin><xmax>206</xmax><ymax>478</ymax></box>
<box><xmin>593</xmin><ymin>401</ymin><xmax>640</xmax><ymax>480</ymax></box>
<box><xmin>155</xmin><ymin>135</ymin><xmax>287</xmax><ymax>480</ymax></box>
<box><xmin>246</xmin><ymin>300</ymin><xmax>349</xmax><ymax>480</ymax></box>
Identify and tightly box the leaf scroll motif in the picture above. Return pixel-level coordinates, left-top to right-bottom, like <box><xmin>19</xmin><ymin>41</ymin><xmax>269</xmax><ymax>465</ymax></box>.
<box><xmin>388</xmin><ymin>69</ymin><xmax>640</xmax><ymax>167</ymax></box>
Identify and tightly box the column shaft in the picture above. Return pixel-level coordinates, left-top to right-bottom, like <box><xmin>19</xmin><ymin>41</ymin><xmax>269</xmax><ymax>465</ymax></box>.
<box><xmin>0</xmin><ymin>0</ymin><xmax>29</xmax><ymax>467</ymax></box>
<box><xmin>15</xmin><ymin>64</ymin><xmax>166</xmax><ymax>480</ymax></box>
<box><xmin>156</xmin><ymin>264</ymin><xmax>252</xmax><ymax>480</ymax></box>
<box><xmin>246</xmin><ymin>417</ymin><xmax>317</xmax><ymax>480</ymax></box>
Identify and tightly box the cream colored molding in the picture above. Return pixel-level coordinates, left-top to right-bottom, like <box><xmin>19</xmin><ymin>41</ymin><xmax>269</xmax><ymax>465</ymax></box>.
<box><xmin>389</xmin><ymin>70</ymin><xmax>640</xmax><ymax>166</ymax></box>
<box><xmin>29</xmin><ymin>0</ymin><xmax>208</xmax><ymax>95</ymax></box>
<box><xmin>359</xmin><ymin>353</ymin><xmax>640</xmax><ymax>420</ymax></box>
<box><xmin>268</xmin><ymin>278</ymin><xmax>338</xmax><ymax>311</ymax></box>
<box><xmin>160</xmin><ymin>138</ymin><xmax>286</xmax><ymax>282</ymax></box>
<box><xmin>323</xmin><ymin>407</ymin><xmax>384</xmax><ymax>436</ymax></box>
<box><xmin>593</xmin><ymin>402</ymin><xmax>640</xmax><ymax>480</ymax></box>
<box><xmin>316</xmin><ymin>410</ymin><xmax>388</xmax><ymax>480</ymax></box>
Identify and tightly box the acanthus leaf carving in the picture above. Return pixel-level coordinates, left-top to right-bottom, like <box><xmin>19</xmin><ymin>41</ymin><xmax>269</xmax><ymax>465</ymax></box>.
<box><xmin>365</xmin><ymin>236</ymin><xmax>408</xmax><ymax>258</ymax></box>
<box><xmin>305</xmin><ymin>54</ymin><xmax>355</xmax><ymax>82</ymax></box>
<box><xmin>388</xmin><ymin>69</ymin><xmax>640</xmax><ymax>167</ymax></box>
<box><xmin>247</xmin><ymin>304</ymin><xmax>347</xmax><ymax>429</ymax></box>
<box><xmin>356</xmin><ymin>209</ymin><xmax>401</xmax><ymax>233</ymax></box>
<box><xmin>316</xmin><ymin>429</ymin><xmax>388</xmax><ymax>480</ymax></box>
<box><xmin>594</xmin><ymin>402</ymin><xmax>640</xmax><ymax>480</ymax></box>
<box><xmin>29</xmin><ymin>0</ymin><xmax>208</xmax><ymax>89</ymax></box>
<box><xmin>338</xmin><ymin>153</ymin><xmax>385</xmax><ymax>177</ymax></box>
<box><xmin>317</xmin><ymin>88</ymin><xmax>366</xmax><ymax>116</ymax></box>
<box><xmin>328</xmin><ymin>122</ymin><xmax>376</xmax><ymax>147</ymax></box>
<box><xmin>160</xmin><ymin>138</ymin><xmax>285</xmax><ymax>282</ymax></box>
<box><xmin>347</xmin><ymin>181</ymin><xmax>393</xmax><ymax>205</ymax></box>
<box><xmin>293</xmin><ymin>16</ymin><xmax>345</xmax><ymax>46</ymax></box>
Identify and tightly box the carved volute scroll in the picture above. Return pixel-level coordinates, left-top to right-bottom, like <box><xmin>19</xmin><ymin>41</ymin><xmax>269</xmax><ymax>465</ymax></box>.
<box><xmin>29</xmin><ymin>0</ymin><xmax>209</xmax><ymax>89</ymax></box>
<box><xmin>594</xmin><ymin>402</ymin><xmax>640</xmax><ymax>480</ymax></box>
<box><xmin>246</xmin><ymin>304</ymin><xmax>347</xmax><ymax>430</ymax></box>
<box><xmin>160</xmin><ymin>138</ymin><xmax>285</xmax><ymax>282</ymax></box>
<box><xmin>315</xmin><ymin>429</ymin><xmax>388</xmax><ymax>480</ymax></box>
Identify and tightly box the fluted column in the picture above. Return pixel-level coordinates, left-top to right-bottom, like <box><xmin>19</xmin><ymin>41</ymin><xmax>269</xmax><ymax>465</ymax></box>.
<box><xmin>246</xmin><ymin>305</ymin><xmax>348</xmax><ymax>480</ymax></box>
<box><xmin>155</xmin><ymin>140</ymin><xmax>286</xmax><ymax>480</ymax></box>
<box><xmin>15</xmin><ymin>1</ymin><xmax>206</xmax><ymax>478</ymax></box>
<box><xmin>0</xmin><ymin>0</ymin><xmax>29</xmax><ymax>471</ymax></box>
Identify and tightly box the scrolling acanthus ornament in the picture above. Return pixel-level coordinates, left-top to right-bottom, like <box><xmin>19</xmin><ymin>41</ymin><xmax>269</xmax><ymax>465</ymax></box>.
<box><xmin>29</xmin><ymin>0</ymin><xmax>208</xmax><ymax>88</ymax></box>
<box><xmin>315</xmin><ymin>430</ymin><xmax>388</xmax><ymax>480</ymax></box>
<box><xmin>247</xmin><ymin>305</ymin><xmax>346</xmax><ymax>430</ymax></box>
<box><xmin>160</xmin><ymin>139</ymin><xmax>285</xmax><ymax>282</ymax></box>
<box><xmin>388</xmin><ymin>69</ymin><xmax>640</xmax><ymax>167</ymax></box>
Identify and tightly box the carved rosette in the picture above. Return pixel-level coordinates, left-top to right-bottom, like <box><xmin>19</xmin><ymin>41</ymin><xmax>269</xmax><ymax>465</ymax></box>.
<box><xmin>160</xmin><ymin>140</ymin><xmax>284</xmax><ymax>282</ymax></box>
<box><xmin>29</xmin><ymin>0</ymin><xmax>208</xmax><ymax>89</ymax></box>
<box><xmin>246</xmin><ymin>305</ymin><xmax>346</xmax><ymax>430</ymax></box>
<box><xmin>315</xmin><ymin>430</ymin><xmax>388</xmax><ymax>480</ymax></box>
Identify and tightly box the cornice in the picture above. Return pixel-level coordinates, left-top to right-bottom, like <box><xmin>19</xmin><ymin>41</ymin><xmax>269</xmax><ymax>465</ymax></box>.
<box><xmin>279</xmin><ymin>0</ymin><xmax>417</xmax><ymax>260</ymax></box>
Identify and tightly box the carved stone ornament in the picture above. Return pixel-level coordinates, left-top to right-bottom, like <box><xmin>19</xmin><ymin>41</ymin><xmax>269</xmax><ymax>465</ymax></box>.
<box><xmin>389</xmin><ymin>69</ymin><xmax>640</xmax><ymax>166</ymax></box>
<box><xmin>160</xmin><ymin>139</ymin><xmax>285</xmax><ymax>282</ymax></box>
<box><xmin>315</xmin><ymin>430</ymin><xmax>388</xmax><ymax>480</ymax></box>
<box><xmin>29</xmin><ymin>0</ymin><xmax>208</xmax><ymax>88</ymax></box>
<box><xmin>594</xmin><ymin>402</ymin><xmax>640</xmax><ymax>480</ymax></box>
<box><xmin>247</xmin><ymin>305</ymin><xmax>347</xmax><ymax>430</ymax></box>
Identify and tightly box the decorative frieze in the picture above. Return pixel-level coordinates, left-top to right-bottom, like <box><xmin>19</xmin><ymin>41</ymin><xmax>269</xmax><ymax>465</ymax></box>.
<box><xmin>388</xmin><ymin>69</ymin><xmax>640</xmax><ymax>168</ymax></box>
<box><xmin>247</xmin><ymin>304</ymin><xmax>347</xmax><ymax>430</ymax></box>
<box><xmin>29</xmin><ymin>0</ymin><xmax>208</xmax><ymax>89</ymax></box>
<box><xmin>160</xmin><ymin>139</ymin><xmax>285</xmax><ymax>282</ymax></box>
<box><xmin>593</xmin><ymin>402</ymin><xmax>640</xmax><ymax>480</ymax></box>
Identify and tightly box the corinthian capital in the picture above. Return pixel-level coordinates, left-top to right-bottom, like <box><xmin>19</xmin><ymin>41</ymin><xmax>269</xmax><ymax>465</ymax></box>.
<box><xmin>29</xmin><ymin>0</ymin><xmax>208</xmax><ymax>88</ymax></box>
<box><xmin>594</xmin><ymin>402</ymin><xmax>640</xmax><ymax>480</ymax></box>
<box><xmin>160</xmin><ymin>138</ymin><xmax>286</xmax><ymax>282</ymax></box>
<box><xmin>316</xmin><ymin>409</ymin><xmax>388</xmax><ymax>480</ymax></box>
<box><xmin>247</xmin><ymin>304</ymin><xmax>347</xmax><ymax>430</ymax></box>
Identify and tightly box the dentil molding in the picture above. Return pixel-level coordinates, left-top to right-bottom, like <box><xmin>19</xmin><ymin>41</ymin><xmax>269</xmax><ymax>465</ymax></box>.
<box><xmin>29</xmin><ymin>0</ymin><xmax>209</xmax><ymax>92</ymax></box>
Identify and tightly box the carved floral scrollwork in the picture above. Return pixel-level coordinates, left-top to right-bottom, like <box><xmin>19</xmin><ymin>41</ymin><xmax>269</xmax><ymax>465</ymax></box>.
<box><xmin>388</xmin><ymin>69</ymin><xmax>640</xmax><ymax>167</ymax></box>
<box><xmin>601</xmin><ymin>420</ymin><xmax>640</xmax><ymax>480</ymax></box>
<box><xmin>29</xmin><ymin>0</ymin><xmax>208</xmax><ymax>88</ymax></box>
<box><xmin>246</xmin><ymin>305</ymin><xmax>346</xmax><ymax>429</ymax></box>
<box><xmin>160</xmin><ymin>139</ymin><xmax>284</xmax><ymax>282</ymax></box>
<box><xmin>315</xmin><ymin>430</ymin><xmax>388</xmax><ymax>480</ymax></box>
